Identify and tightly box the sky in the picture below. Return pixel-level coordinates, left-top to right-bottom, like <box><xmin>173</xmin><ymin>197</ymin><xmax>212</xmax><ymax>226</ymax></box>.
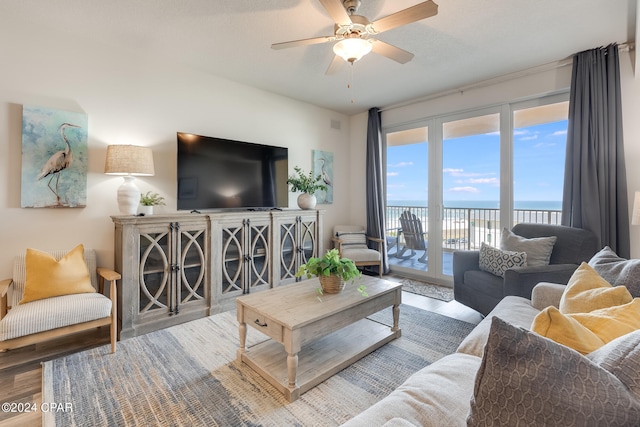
<box><xmin>386</xmin><ymin>120</ymin><xmax>568</xmax><ymax>205</ymax></box>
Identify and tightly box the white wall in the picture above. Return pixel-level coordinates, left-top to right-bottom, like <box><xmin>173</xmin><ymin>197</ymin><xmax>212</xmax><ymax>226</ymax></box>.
<box><xmin>0</xmin><ymin>19</ymin><xmax>351</xmax><ymax>277</ymax></box>
<box><xmin>348</xmin><ymin>51</ymin><xmax>640</xmax><ymax>258</ymax></box>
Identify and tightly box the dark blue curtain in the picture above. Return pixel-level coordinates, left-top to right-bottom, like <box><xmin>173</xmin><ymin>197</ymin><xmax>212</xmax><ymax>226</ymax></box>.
<box><xmin>366</xmin><ymin>107</ymin><xmax>389</xmax><ymax>274</ymax></box>
<box><xmin>562</xmin><ymin>44</ymin><xmax>629</xmax><ymax>257</ymax></box>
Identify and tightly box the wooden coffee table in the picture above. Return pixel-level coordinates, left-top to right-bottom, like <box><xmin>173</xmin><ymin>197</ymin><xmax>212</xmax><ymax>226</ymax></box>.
<box><xmin>236</xmin><ymin>275</ymin><xmax>402</xmax><ymax>402</ymax></box>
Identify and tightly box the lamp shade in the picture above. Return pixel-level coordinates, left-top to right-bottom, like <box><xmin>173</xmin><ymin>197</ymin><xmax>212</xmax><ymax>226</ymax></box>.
<box><xmin>104</xmin><ymin>145</ymin><xmax>155</xmax><ymax>176</ymax></box>
<box><xmin>632</xmin><ymin>191</ymin><xmax>640</xmax><ymax>225</ymax></box>
<box><xmin>333</xmin><ymin>38</ymin><xmax>372</xmax><ymax>63</ymax></box>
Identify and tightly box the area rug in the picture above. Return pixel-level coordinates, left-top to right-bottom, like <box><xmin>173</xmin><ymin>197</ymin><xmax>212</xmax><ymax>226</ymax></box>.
<box><xmin>390</xmin><ymin>277</ymin><xmax>455</xmax><ymax>302</ymax></box>
<box><xmin>43</xmin><ymin>305</ymin><xmax>475</xmax><ymax>427</ymax></box>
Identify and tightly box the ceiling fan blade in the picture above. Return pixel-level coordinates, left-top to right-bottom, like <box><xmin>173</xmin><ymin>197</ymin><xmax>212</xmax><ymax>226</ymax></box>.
<box><xmin>370</xmin><ymin>1</ymin><xmax>438</xmax><ymax>34</ymax></box>
<box><xmin>318</xmin><ymin>0</ymin><xmax>352</xmax><ymax>26</ymax></box>
<box><xmin>370</xmin><ymin>39</ymin><xmax>414</xmax><ymax>64</ymax></box>
<box><xmin>325</xmin><ymin>55</ymin><xmax>344</xmax><ymax>75</ymax></box>
<box><xmin>271</xmin><ymin>36</ymin><xmax>334</xmax><ymax>50</ymax></box>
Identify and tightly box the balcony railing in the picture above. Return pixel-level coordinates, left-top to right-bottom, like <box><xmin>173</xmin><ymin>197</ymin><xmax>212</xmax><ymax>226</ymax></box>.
<box><xmin>387</xmin><ymin>205</ymin><xmax>562</xmax><ymax>251</ymax></box>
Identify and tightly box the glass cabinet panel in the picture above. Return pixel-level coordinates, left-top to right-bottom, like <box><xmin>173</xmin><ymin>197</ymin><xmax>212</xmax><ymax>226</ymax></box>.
<box><xmin>139</xmin><ymin>231</ymin><xmax>170</xmax><ymax>314</ymax></box>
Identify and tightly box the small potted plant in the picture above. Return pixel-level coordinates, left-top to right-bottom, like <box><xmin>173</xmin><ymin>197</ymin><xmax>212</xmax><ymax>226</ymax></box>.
<box><xmin>296</xmin><ymin>248</ymin><xmax>366</xmax><ymax>296</ymax></box>
<box><xmin>139</xmin><ymin>191</ymin><xmax>165</xmax><ymax>215</ymax></box>
<box><xmin>287</xmin><ymin>166</ymin><xmax>328</xmax><ymax>210</ymax></box>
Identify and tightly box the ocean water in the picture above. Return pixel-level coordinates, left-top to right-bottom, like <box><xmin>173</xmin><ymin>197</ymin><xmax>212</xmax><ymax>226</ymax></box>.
<box><xmin>388</xmin><ymin>200</ymin><xmax>562</xmax><ymax>211</ymax></box>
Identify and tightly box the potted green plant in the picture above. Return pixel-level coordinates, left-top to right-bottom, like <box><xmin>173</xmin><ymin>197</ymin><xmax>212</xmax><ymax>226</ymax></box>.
<box><xmin>139</xmin><ymin>191</ymin><xmax>165</xmax><ymax>215</ymax></box>
<box><xmin>287</xmin><ymin>166</ymin><xmax>328</xmax><ymax>210</ymax></box>
<box><xmin>296</xmin><ymin>248</ymin><xmax>367</xmax><ymax>296</ymax></box>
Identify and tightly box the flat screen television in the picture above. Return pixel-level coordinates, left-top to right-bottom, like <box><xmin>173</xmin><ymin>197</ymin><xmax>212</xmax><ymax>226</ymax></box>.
<box><xmin>177</xmin><ymin>132</ymin><xmax>289</xmax><ymax>211</ymax></box>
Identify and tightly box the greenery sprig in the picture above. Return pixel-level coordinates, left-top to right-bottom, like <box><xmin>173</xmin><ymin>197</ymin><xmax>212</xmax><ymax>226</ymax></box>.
<box><xmin>140</xmin><ymin>191</ymin><xmax>166</xmax><ymax>206</ymax></box>
<box><xmin>287</xmin><ymin>166</ymin><xmax>328</xmax><ymax>195</ymax></box>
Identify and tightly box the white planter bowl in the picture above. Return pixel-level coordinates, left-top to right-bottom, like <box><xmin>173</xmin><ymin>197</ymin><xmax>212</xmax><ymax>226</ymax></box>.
<box><xmin>297</xmin><ymin>193</ymin><xmax>317</xmax><ymax>210</ymax></box>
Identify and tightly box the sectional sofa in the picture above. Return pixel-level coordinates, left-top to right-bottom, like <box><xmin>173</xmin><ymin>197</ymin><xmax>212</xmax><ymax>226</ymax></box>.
<box><xmin>342</xmin><ymin>247</ymin><xmax>640</xmax><ymax>426</ymax></box>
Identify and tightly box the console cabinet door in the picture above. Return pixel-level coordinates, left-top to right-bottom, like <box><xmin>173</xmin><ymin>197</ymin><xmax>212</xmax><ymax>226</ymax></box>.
<box><xmin>174</xmin><ymin>222</ymin><xmax>208</xmax><ymax>315</ymax></box>
<box><xmin>114</xmin><ymin>216</ymin><xmax>209</xmax><ymax>339</ymax></box>
<box><xmin>211</xmin><ymin>213</ymin><xmax>271</xmax><ymax>312</ymax></box>
<box><xmin>138</xmin><ymin>223</ymin><xmax>172</xmax><ymax>319</ymax></box>
<box><xmin>272</xmin><ymin>211</ymin><xmax>323</xmax><ymax>286</ymax></box>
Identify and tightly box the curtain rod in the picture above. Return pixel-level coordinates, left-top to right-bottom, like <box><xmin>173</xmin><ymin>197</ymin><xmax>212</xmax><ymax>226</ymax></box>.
<box><xmin>380</xmin><ymin>42</ymin><xmax>634</xmax><ymax>113</ymax></box>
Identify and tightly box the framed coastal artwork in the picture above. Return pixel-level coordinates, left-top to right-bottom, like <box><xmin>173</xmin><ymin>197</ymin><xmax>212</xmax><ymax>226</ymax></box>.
<box><xmin>312</xmin><ymin>149</ymin><xmax>333</xmax><ymax>204</ymax></box>
<box><xmin>21</xmin><ymin>105</ymin><xmax>88</xmax><ymax>208</ymax></box>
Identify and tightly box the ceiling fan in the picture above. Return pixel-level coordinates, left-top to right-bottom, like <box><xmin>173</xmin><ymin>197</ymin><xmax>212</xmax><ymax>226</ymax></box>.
<box><xmin>271</xmin><ymin>0</ymin><xmax>438</xmax><ymax>74</ymax></box>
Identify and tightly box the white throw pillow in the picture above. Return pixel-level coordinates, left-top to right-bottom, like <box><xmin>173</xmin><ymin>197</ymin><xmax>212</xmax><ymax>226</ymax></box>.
<box><xmin>500</xmin><ymin>228</ymin><xmax>556</xmax><ymax>267</ymax></box>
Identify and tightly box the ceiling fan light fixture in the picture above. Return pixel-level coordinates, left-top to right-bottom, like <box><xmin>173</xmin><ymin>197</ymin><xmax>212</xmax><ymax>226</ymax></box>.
<box><xmin>333</xmin><ymin>38</ymin><xmax>372</xmax><ymax>63</ymax></box>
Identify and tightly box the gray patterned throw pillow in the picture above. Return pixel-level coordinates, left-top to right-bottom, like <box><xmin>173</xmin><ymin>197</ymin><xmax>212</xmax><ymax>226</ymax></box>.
<box><xmin>588</xmin><ymin>246</ymin><xmax>640</xmax><ymax>297</ymax></box>
<box><xmin>478</xmin><ymin>242</ymin><xmax>527</xmax><ymax>277</ymax></box>
<box><xmin>467</xmin><ymin>317</ymin><xmax>640</xmax><ymax>426</ymax></box>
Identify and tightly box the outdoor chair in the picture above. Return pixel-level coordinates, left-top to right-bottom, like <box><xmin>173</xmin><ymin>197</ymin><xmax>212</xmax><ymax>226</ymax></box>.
<box><xmin>333</xmin><ymin>225</ymin><xmax>384</xmax><ymax>278</ymax></box>
<box><xmin>0</xmin><ymin>245</ymin><xmax>120</xmax><ymax>353</ymax></box>
<box><xmin>396</xmin><ymin>211</ymin><xmax>428</xmax><ymax>263</ymax></box>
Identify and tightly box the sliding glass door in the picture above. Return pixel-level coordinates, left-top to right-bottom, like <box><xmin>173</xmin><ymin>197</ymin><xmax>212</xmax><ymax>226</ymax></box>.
<box><xmin>384</xmin><ymin>94</ymin><xmax>568</xmax><ymax>285</ymax></box>
<box><xmin>442</xmin><ymin>112</ymin><xmax>500</xmax><ymax>275</ymax></box>
<box><xmin>386</xmin><ymin>126</ymin><xmax>430</xmax><ymax>272</ymax></box>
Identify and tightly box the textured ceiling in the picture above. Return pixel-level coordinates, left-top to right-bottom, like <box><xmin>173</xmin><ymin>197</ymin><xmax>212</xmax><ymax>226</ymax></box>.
<box><xmin>2</xmin><ymin>0</ymin><xmax>635</xmax><ymax>115</ymax></box>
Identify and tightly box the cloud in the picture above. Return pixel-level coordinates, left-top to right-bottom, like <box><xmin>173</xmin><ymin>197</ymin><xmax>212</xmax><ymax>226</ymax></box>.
<box><xmin>448</xmin><ymin>186</ymin><xmax>480</xmax><ymax>193</ymax></box>
<box><xmin>533</xmin><ymin>142</ymin><xmax>556</xmax><ymax>148</ymax></box>
<box><xmin>445</xmin><ymin>168</ymin><xmax>497</xmax><ymax>178</ymax></box>
<box><xmin>454</xmin><ymin>177</ymin><xmax>499</xmax><ymax>186</ymax></box>
<box><xmin>519</xmin><ymin>135</ymin><xmax>539</xmax><ymax>141</ymax></box>
<box><xmin>387</xmin><ymin>184</ymin><xmax>405</xmax><ymax>189</ymax></box>
<box><xmin>389</xmin><ymin>161</ymin><xmax>414</xmax><ymax>167</ymax></box>
<box><xmin>443</xmin><ymin>168</ymin><xmax>464</xmax><ymax>174</ymax></box>
<box><xmin>552</xmin><ymin>130</ymin><xmax>568</xmax><ymax>136</ymax></box>
<box><xmin>468</xmin><ymin>177</ymin><xmax>499</xmax><ymax>185</ymax></box>
<box><xmin>387</xmin><ymin>172</ymin><xmax>400</xmax><ymax>177</ymax></box>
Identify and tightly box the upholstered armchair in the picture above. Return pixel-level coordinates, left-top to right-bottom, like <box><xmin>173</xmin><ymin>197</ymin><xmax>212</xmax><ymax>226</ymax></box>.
<box><xmin>453</xmin><ymin>223</ymin><xmax>598</xmax><ymax>316</ymax></box>
<box><xmin>0</xmin><ymin>245</ymin><xmax>120</xmax><ymax>352</ymax></box>
<box><xmin>332</xmin><ymin>225</ymin><xmax>384</xmax><ymax>278</ymax></box>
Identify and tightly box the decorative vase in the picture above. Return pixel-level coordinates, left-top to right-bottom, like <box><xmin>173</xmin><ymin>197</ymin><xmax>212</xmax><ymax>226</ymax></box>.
<box><xmin>318</xmin><ymin>275</ymin><xmax>345</xmax><ymax>294</ymax></box>
<box><xmin>297</xmin><ymin>193</ymin><xmax>317</xmax><ymax>210</ymax></box>
<box><xmin>139</xmin><ymin>205</ymin><xmax>154</xmax><ymax>215</ymax></box>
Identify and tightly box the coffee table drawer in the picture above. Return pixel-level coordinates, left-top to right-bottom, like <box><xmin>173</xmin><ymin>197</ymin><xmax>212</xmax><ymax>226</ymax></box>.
<box><xmin>244</xmin><ymin>307</ymin><xmax>283</xmax><ymax>342</ymax></box>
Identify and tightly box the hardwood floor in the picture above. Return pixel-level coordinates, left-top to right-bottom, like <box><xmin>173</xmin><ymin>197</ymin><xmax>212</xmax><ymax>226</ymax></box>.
<box><xmin>0</xmin><ymin>285</ymin><xmax>482</xmax><ymax>427</ymax></box>
<box><xmin>0</xmin><ymin>327</ymin><xmax>111</xmax><ymax>427</ymax></box>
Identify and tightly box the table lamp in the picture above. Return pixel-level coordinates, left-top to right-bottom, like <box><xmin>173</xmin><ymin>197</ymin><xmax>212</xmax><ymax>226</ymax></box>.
<box><xmin>104</xmin><ymin>145</ymin><xmax>155</xmax><ymax>215</ymax></box>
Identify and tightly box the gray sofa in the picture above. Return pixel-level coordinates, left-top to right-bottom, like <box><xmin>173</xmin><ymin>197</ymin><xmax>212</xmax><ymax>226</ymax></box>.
<box><xmin>453</xmin><ymin>223</ymin><xmax>598</xmax><ymax>316</ymax></box>
<box><xmin>342</xmin><ymin>279</ymin><xmax>640</xmax><ymax>426</ymax></box>
<box><xmin>341</xmin><ymin>286</ymin><xmax>552</xmax><ymax>427</ymax></box>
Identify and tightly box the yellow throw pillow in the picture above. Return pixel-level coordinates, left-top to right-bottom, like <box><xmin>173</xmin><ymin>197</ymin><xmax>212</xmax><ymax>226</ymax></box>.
<box><xmin>532</xmin><ymin>300</ymin><xmax>640</xmax><ymax>354</ymax></box>
<box><xmin>559</xmin><ymin>263</ymin><xmax>632</xmax><ymax>314</ymax></box>
<box><xmin>20</xmin><ymin>244</ymin><xmax>95</xmax><ymax>304</ymax></box>
<box><xmin>570</xmin><ymin>299</ymin><xmax>640</xmax><ymax>345</ymax></box>
<box><xmin>532</xmin><ymin>306</ymin><xmax>605</xmax><ymax>355</ymax></box>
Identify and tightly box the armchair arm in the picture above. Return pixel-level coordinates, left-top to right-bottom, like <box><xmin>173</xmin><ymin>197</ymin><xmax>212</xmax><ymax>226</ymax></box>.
<box><xmin>0</xmin><ymin>278</ymin><xmax>13</xmax><ymax>320</ymax></box>
<box><xmin>97</xmin><ymin>267</ymin><xmax>119</xmax><ymax>352</ymax></box>
<box><xmin>331</xmin><ymin>237</ymin><xmax>344</xmax><ymax>256</ymax></box>
<box><xmin>504</xmin><ymin>263</ymin><xmax>579</xmax><ymax>300</ymax></box>
<box><xmin>0</xmin><ymin>278</ymin><xmax>11</xmax><ymax>298</ymax></box>
<box><xmin>366</xmin><ymin>235</ymin><xmax>384</xmax><ymax>251</ymax></box>
<box><xmin>97</xmin><ymin>267</ymin><xmax>121</xmax><ymax>296</ymax></box>
<box><xmin>452</xmin><ymin>251</ymin><xmax>480</xmax><ymax>286</ymax></box>
<box><xmin>531</xmin><ymin>282</ymin><xmax>566</xmax><ymax>310</ymax></box>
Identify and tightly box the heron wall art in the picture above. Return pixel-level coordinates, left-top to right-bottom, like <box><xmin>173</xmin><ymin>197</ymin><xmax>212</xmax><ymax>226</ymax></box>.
<box><xmin>313</xmin><ymin>149</ymin><xmax>333</xmax><ymax>204</ymax></box>
<box><xmin>21</xmin><ymin>105</ymin><xmax>88</xmax><ymax>208</ymax></box>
